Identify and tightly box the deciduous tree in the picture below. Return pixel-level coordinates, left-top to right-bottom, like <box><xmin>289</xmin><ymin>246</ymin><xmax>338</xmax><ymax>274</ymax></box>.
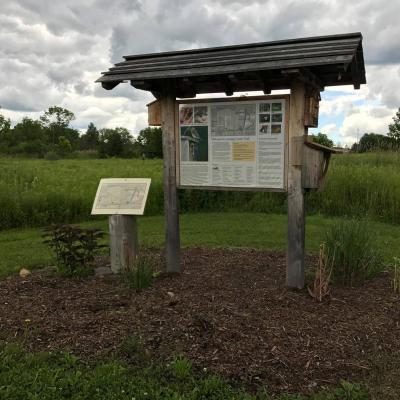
<box><xmin>388</xmin><ymin>108</ymin><xmax>400</xmax><ymax>142</ymax></box>
<box><xmin>310</xmin><ymin>132</ymin><xmax>334</xmax><ymax>148</ymax></box>
<box><xmin>135</xmin><ymin>127</ymin><xmax>163</xmax><ymax>158</ymax></box>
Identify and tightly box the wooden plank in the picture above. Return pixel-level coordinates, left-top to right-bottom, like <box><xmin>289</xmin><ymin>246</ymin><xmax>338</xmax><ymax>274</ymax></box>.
<box><xmin>177</xmin><ymin>185</ymin><xmax>286</xmax><ymax>193</ymax></box>
<box><xmin>304</xmin><ymin>138</ymin><xmax>339</xmax><ymax>153</ymax></box>
<box><xmin>302</xmin><ymin>146</ymin><xmax>325</xmax><ymax>189</ymax></box>
<box><xmin>286</xmin><ymin>80</ymin><xmax>307</xmax><ymax>289</ymax></box>
<box><xmin>107</xmin><ymin>49</ymin><xmax>356</xmax><ymax>75</ymax></box>
<box><xmin>121</xmin><ymin>33</ymin><xmax>361</xmax><ymax>61</ymax></box>
<box><xmin>147</xmin><ymin>100</ymin><xmax>161</xmax><ymax>126</ymax></box>
<box><xmin>177</xmin><ymin>94</ymin><xmax>290</xmax><ymax>104</ymax></box>
<box><xmin>109</xmin><ymin>215</ymin><xmax>138</xmax><ymax>273</ymax></box>
<box><xmin>114</xmin><ymin>43</ymin><xmax>359</xmax><ymax>70</ymax></box>
<box><xmin>160</xmin><ymin>87</ymin><xmax>181</xmax><ymax>273</ymax></box>
<box><xmin>99</xmin><ymin>54</ymin><xmax>354</xmax><ymax>81</ymax></box>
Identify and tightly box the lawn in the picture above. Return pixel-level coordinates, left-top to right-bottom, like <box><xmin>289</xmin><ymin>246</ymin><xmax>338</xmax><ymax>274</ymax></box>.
<box><xmin>1</xmin><ymin>212</ymin><xmax>399</xmax><ymax>277</ymax></box>
<box><xmin>0</xmin><ymin>344</ymin><xmax>369</xmax><ymax>400</ymax></box>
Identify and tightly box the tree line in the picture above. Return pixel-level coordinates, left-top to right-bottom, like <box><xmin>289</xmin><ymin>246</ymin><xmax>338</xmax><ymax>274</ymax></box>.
<box><xmin>0</xmin><ymin>106</ymin><xmax>162</xmax><ymax>159</ymax></box>
<box><xmin>311</xmin><ymin>107</ymin><xmax>400</xmax><ymax>152</ymax></box>
<box><xmin>1</xmin><ymin>105</ymin><xmax>399</xmax><ymax>159</ymax></box>
<box><xmin>352</xmin><ymin>108</ymin><xmax>400</xmax><ymax>152</ymax></box>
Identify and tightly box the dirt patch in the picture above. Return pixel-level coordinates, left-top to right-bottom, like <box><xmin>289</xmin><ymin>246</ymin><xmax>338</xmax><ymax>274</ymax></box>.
<box><xmin>1</xmin><ymin>247</ymin><xmax>399</xmax><ymax>395</ymax></box>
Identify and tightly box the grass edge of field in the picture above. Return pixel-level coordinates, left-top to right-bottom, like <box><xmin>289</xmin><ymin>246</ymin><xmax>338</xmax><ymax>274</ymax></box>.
<box><xmin>0</xmin><ymin>212</ymin><xmax>399</xmax><ymax>277</ymax></box>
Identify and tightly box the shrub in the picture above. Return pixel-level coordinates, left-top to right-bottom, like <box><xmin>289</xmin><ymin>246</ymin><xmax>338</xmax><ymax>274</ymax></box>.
<box><xmin>44</xmin><ymin>150</ymin><xmax>59</xmax><ymax>160</ymax></box>
<box><xmin>118</xmin><ymin>335</ymin><xmax>149</xmax><ymax>364</ymax></box>
<box><xmin>122</xmin><ymin>254</ymin><xmax>157</xmax><ymax>291</ymax></box>
<box><xmin>323</xmin><ymin>219</ymin><xmax>383</xmax><ymax>286</ymax></box>
<box><xmin>42</xmin><ymin>224</ymin><xmax>106</xmax><ymax>276</ymax></box>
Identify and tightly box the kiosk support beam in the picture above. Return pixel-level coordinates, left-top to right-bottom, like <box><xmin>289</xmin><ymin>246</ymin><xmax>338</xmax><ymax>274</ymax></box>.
<box><xmin>287</xmin><ymin>80</ymin><xmax>307</xmax><ymax>289</ymax></box>
<box><xmin>160</xmin><ymin>87</ymin><xmax>181</xmax><ymax>273</ymax></box>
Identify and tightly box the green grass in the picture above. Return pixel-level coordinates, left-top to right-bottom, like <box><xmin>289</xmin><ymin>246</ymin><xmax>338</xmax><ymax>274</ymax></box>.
<box><xmin>1</xmin><ymin>212</ymin><xmax>399</xmax><ymax>277</ymax></box>
<box><xmin>1</xmin><ymin>152</ymin><xmax>400</xmax><ymax>229</ymax></box>
<box><xmin>0</xmin><ymin>343</ymin><xmax>369</xmax><ymax>399</ymax></box>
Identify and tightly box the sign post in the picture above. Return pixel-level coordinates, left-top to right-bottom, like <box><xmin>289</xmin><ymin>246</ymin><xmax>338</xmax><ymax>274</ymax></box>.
<box><xmin>91</xmin><ymin>178</ymin><xmax>151</xmax><ymax>273</ymax></box>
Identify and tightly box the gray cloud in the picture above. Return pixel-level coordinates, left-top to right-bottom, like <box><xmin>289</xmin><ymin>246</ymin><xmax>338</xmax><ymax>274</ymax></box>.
<box><xmin>0</xmin><ymin>0</ymin><xmax>399</xmax><ymax>138</ymax></box>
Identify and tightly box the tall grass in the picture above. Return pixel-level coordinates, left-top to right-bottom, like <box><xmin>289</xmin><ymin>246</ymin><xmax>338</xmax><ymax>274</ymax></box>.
<box><xmin>309</xmin><ymin>152</ymin><xmax>400</xmax><ymax>223</ymax></box>
<box><xmin>0</xmin><ymin>151</ymin><xmax>399</xmax><ymax>229</ymax></box>
<box><xmin>323</xmin><ymin>219</ymin><xmax>384</xmax><ymax>286</ymax></box>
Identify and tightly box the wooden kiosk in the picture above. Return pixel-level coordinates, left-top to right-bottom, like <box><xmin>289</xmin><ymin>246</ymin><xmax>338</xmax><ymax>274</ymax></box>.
<box><xmin>97</xmin><ymin>33</ymin><xmax>366</xmax><ymax>289</ymax></box>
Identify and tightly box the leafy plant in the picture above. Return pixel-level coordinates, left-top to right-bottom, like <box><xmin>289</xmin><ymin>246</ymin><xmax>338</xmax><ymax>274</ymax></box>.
<box><xmin>170</xmin><ymin>355</ymin><xmax>192</xmax><ymax>380</ymax></box>
<box><xmin>122</xmin><ymin>254</ymin><xmax>157</xmax><ymax>291</ymax></box>
<box><xmin>308</xmin><ymin>244</ymin><xmax>334</xmax><ymax>301</ymax></box>
<box><xmin>323</xmin><ymin>219</ymin><xmax>383</xmax><ymax>286</ymax></box>
<box><xmin>42</xmin><ymin>224</ymin><xmax>106</xmax><ymax>276</ymax></box>
<box><xmin>118</xmin><ymin>335</ymin><xmax>149</xmax><ymax>364</ymax></box>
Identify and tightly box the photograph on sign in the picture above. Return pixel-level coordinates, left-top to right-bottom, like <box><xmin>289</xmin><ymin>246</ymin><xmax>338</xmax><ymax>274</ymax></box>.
<box><xmin>193</xmin><ymin>106</ymin><xmax>208</xmax><ymax>124</ymax></box>
<box><xmin>178</xmin><ymin>97</ymin><xmax>287</xmax><ymax>190</ymax></box>
<box><xmin>180</xmin><ymin>126</ymin><xmax>208</xmax><ymax>162</ymax></box>
<box><xmin>91</xmin><ymin>178</ymin><xmax>151</xmax><ymax>215</ymax></box>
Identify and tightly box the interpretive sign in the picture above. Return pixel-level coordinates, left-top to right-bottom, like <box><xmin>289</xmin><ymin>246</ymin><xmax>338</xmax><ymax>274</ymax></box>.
<box><xmin>178</xmin><ymin>96</ymin><xmax>288</xmax><ymax>190</ymax></box>
<box><xmin>91</xmin><ymin>178</ymin><xmax>151</xmax><ymax>215</ymax></box>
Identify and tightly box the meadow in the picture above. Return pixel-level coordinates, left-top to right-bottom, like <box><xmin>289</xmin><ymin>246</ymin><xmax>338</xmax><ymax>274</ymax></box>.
<box><xmin>0</xmin><ymin>152</ymin><xmax>400</xmax><ymax>230</ymax></box>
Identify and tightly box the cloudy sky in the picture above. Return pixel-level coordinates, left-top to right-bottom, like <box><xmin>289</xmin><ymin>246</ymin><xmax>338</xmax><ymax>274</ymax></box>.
<box><xmin>1</xmin><ymin>0</ymin><xmax>399</xmax><ymax>145</ymax></box>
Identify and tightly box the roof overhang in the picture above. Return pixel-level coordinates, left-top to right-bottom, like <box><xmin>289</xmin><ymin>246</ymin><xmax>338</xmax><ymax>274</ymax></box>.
<box><xmin>97</xmin><ymin>32</ymin><xmax>366</xmax><ymax>97</ymax></box>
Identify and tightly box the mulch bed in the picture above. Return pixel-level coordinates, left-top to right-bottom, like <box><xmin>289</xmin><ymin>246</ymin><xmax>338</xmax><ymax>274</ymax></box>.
<box><xmin>1</xmin><ymin>247</ymin><xmax>399</xmax><ymax>395</ymax></box>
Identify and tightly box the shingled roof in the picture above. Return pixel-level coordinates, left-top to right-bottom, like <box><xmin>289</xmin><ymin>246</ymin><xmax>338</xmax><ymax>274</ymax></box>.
<box><xmin>97</xmin><ymin>32</ymin><xmax>366</xmax><ymax>97</ymax></box>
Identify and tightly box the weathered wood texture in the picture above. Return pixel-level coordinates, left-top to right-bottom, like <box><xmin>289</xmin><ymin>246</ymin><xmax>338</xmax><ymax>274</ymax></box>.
<box><xmin>109</xmin><ymin>215</ymin><xmax>138</xmax><ymax>273</ymax></box>
<box><xmin>147</xmin><ymin>100</ymin><xmax>161</xmax><ymax>126</ymax></box>
<box><xmin>160</xmin><ymin>91</ymin><xmax>181</xmax><ymax>273</ymax></box>
<box><xmin>287</xmin><ymin>80</ymin><xmax>307</xmax><ymax>289</ymax></box>
<box><xmin>304</xmin><ymin>94</ymin><xmax>320</xmax><ymax>127</ymax></box>
<box><xmin>97</xmin><ymin>33</ymin><xmax>365</xmax><ymax>96</ymax></box>
<box><xmin>303</xmin><ymin>144</ymin><xmax>333</xmax><ymax>190</ymax></box>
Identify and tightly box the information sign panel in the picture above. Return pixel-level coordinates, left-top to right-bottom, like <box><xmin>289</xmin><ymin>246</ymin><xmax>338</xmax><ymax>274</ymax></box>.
<box><xmin>178</xmin><ymin>97</ymin><xmax>288</xmax><ymax>190</ymax></box>
<box><xmin>91</xmin><ymin>178</ymin><xmax>151</xmax><ymax>215</ymax></box>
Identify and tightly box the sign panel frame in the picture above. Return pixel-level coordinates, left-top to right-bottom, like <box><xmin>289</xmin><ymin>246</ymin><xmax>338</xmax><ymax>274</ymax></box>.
<box><xmin>175</xmin><ymin>95</ymin><xmax>290</xmax><ymax>192</ymax></box>
<box><xmin>91</xmin><ymin>178</ymin><xmax>151</xmax><ymax>215</ymax></box>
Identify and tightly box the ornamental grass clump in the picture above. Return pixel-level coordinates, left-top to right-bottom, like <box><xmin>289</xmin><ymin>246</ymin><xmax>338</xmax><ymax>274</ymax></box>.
<box><xmin>323</xmin><ymin>219</ymin><xmax>383</xmax><ymax>286</ymax></box>
<box><xmin>122</xmin><ymin>254</ymin><xmax>157</xmax><ymax>292</ymax></box>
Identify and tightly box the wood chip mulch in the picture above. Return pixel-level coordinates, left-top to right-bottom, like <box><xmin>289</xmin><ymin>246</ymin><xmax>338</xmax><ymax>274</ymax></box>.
<box><xmin>1</xmin><ymin>247</ymin><xmax>399</xmax><ymax>395</ymax></box>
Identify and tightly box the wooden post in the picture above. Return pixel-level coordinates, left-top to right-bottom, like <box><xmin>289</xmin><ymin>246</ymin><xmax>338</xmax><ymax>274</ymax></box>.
<box><xmin>160</xmin><ymin>87</ymin><xmax>181</xmax><ymax>273</ymax></box>
<box><xmin>287</xmin><ymin>80</ymin><xmax>307</xmax><ymax>289</ymax></box>
<box><xmin>109</xmin><ymin>215</ymin><xmax>138</xmax><ymax>273</ymax></box>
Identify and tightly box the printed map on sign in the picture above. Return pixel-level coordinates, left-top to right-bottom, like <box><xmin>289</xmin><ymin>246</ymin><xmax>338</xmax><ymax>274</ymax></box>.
<box><xmin>210</xmin><ymin>103</ymin><xmax>256</xmax><ymax>137</ymax></box>
<box><xmin>91</xmin><ymin>178</ymin><xmax>151</xmax><ymax>215</ymax></box>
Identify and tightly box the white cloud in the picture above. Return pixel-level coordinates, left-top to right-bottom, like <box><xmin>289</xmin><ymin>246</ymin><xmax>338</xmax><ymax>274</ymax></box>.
<box><xmin>338</xmin><ymin>105</ymin><xmax>395</xmax><ymax>146</ymax></box>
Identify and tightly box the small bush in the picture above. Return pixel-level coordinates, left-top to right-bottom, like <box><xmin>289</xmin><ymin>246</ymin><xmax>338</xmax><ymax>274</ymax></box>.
<box><xmin>122</xmin><ymin>255</ymin><xmax>157</xmax><ymax>291</ymax></box>
<box><xmin>170</xmin><ymin>355</ymin><xmax>192</xmax><ymax>380</ymax></box>
<box><xmin>323</xmin><ymin>219</ymin><xmax>383</xmax><ymax>286</ymax></box>
<box><xmin>43</xmin><ymin>224</ymin><xmax>106</xmax><ymax>276</ymax></box>
<box><xmin>118</xmin><ymin>335</ymin><xmax>149</xmax><ymax>364</ymax></box>
<box><xmin>44</xmin><ymin>150</ymin><xmax>59</xmax><ymax>160</ymax></box>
